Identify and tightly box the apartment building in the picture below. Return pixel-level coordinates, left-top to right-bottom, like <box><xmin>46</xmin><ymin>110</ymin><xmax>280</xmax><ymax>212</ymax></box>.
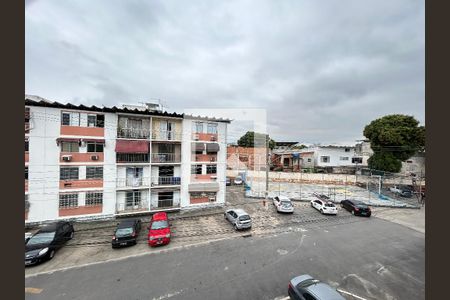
<box><xmin>25</xmin><ymin>96</ymin><xmax>230</xmax><ymax>224</ymax></box>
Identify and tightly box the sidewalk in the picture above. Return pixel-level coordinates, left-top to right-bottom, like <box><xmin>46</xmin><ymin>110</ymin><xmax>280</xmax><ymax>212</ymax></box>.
<box><xmin>372</xmin><ymin>205</ymin><xmax>425</xmax><ymax>234</ymax></box>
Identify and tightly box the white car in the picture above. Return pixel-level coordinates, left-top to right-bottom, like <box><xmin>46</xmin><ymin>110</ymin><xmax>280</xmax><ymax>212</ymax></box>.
<box><xmin>311</xmin><ymin>199</ymin><xmax>338</xmax><ymax>215</ymax></box>
<box><xmin>234</xmin><ymin>176</ymin><xmax>243</xmax><ymax>185</ymax></box>
<box><xmin>273</xmin><ymin>195</ymin><xmax>294</xmax><ymax>213</ymax></box>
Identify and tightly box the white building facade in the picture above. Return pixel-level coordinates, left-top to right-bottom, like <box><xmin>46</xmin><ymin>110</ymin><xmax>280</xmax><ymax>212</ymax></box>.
<box><xmin>25</xmin><ymin>96</ymin><xmax>229</xmax><ymax>224</ymax></box>
<box><xmin>300</xmin><ymin>145</ymin><xmax>360</xmax><ymax>168</ymax></box>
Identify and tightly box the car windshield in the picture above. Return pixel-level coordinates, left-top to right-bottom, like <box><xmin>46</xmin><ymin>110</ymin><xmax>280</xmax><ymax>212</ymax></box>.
<box><xmin>27</xmin><ymin>232</ymin><xmax>55</xmax><ymax>245</ymax></box>
<box><xmin>356</xmin><ymin>204</ymin><xmax>368</xmax><ymax>208</ymax></box>
<box><xmin>239</xmin><ymin>215</ymin><xmax>250</xmax><ymax>221</ymax></box>
<box><xmin>151</xmin><ymin>220</ymin><xmax>168</xmax><ymax>230</ymax></box>
<box><xmin>325</xmin><ymin>203</ymin><xmax>335</xmax><ymax>207</ymax></box>
<box><xmin>116</xmin><ymin>228</ymin><xmax>133</xmax><ymax>237</ymax></box>
<box><xmin>281</xmin><ymin>201</ymin><xmax>292</xmax><ymax>206</ymax></box>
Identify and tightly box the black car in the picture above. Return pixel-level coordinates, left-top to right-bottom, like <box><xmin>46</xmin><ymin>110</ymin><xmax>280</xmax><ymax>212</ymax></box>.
<box><xmin>340</xmin><ymin>200</ymin><xmax>371</xmax><ymax>217</ymax></box>
<box><xmin>112</xmin><ymin>219</ymin><xmax>141</xmax><ymax>248</ymax></box>
<box><xmin>25</xmin><ymin>221</ymin><xmax>74</xmax><ymax>266</ymax></box>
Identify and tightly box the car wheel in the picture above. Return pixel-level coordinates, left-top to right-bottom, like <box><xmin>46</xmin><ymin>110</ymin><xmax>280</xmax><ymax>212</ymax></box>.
<box><xmin>351</xmin><ymin>210</ymin><xmax>355</xmax><ymax>215</ymax></box>
<box><xmin>49</xmin><ymin>250</ymin><xmax>55</xmax><ymax>259</ymax></box>
<box><xmin>320</xmin><ymin>209</ymin><xmax>324</xmax><ymax>214</ymax></box>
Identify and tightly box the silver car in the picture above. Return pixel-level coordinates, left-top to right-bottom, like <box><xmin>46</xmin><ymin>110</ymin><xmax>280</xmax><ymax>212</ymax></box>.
<box><xmin>288</xmin><ymin>274</ymin><xmax>345</xmax><ymax>300</ymax></box>
<box><xmin>273</xmin><ymin>195</ymin><xmax>294</xmax><ymax>213</ymax></box>
<box><xmin>224</xmin><ymin>209</ymin><xmax>252</xmax><ymax>230</ymax></box>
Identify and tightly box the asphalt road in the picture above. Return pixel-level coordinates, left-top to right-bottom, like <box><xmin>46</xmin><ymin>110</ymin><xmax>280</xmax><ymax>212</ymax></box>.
<box><xmin>25</xmin><ymin>217</ymin><xmax>424</xmax><ymax>300</ymax></box>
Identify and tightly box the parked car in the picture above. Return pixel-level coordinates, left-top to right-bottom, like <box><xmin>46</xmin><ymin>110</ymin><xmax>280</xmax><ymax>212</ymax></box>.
<box><xmin>25</xmin><ymin>221</ymin><xmax>74</xmax><ymax>266</ymax></box>
<box><xmin>340</xmin><ymin>200</ymin><xmax>371</xmax><ymax>217</ymax></box>
<box><xmin>234</xmin><ymin>176</ymin><xmax>243</xmax><ymax>185</ymax></box>
<box><xmin>310</xmin><ymin>199</ymin><xmax>338</xmax><ymax>215</ymax></box>
<box><xmin>273</xmin><ymin>195</ymin><xmax>294</xmax><ymax>213</ymax></box>
<box><xmin>288</xmin><ymin>274</ymin><xmax>345</xmax><ymax>300</ymax></box>
<box><xmin>224</xmin><ymin>209</ymin><xmax>252</xmax><ymax>230</ymax></box>
<box><xmin>25</xmin><ymin>232</ymin><xmax>32</xmax><ymax>243</ymax></box>
<box><xmin>389</xmin><ymin>185</ymin><xmax>413</xmax><ymax>198</ymax></box>
<box><xmin>148</xmin><ymin>212</ymin><xmax>171</xmax><ymax>247</ymax></box>
<box><xmin>226</xmin><ymin>177</ymin><xmax>231</xmax><ymax>186</ymax></box>
<box><xmin>112</xmin><ymin>219</ymin><xmax>141</xmax><ymax>248</ymax></box>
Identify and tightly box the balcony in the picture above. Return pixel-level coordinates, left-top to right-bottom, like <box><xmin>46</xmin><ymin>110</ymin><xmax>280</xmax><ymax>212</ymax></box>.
<box><xmin>151</xmin><ymin>153</ymin><xmax>181</xmax><ymax>163</ymax></box>
<box><xmin>116</xmin><ymin>200</ymin><xmax>150</xmax><ymax>214</ymax></box>
<box><xmin>152</xmin><ymin>130</ymin><xmax>182</xmax><ymax>141</ymax></box>
<box><xmin>150</xmin><ymin>197</ymin><xmax>181</xmax><ymax>210</ymax></box>
<box><xmin>116</xmin><ymin>177</ymin><xmax>150</xmax><ymax>189</ymax></box>
<box><xmin>193</xmin><ymin>154</ymin><xmax>217</xmax><ymax>162</ymax></box>
<box><xmin>151</xmin><ymin>176</ymin><xmax>181</xmax><ymax>187</ymax></box>
<box><xmin>116</xmin><ymin>153</ymin><xmax>150</xmax><ymax>163</ymax></box>
<box><xmin>117</xmin><ymin>127</ymin><xmax>150</xmax><ymax>139</ymax></box>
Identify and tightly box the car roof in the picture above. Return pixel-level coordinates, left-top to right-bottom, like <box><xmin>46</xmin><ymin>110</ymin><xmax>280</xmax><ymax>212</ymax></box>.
<box><xmin>39</xmin><ymin>221</ymin><xmax>66</xmax><ymax>232</ymax></box>
<box><xmin>306</xmin><ymin>282</ymin><xmax>345</xmax><ymax>300</ymax></box>
<box><xmin>152</xmin><ymin>212</ymin><xmax>168</xmax><ymax>221</ymax></box>
<box><xmin>352</xmin><ymin>200</ymin><xmax>366</xmax><ymax>205</ymax></box>
<box><xmin>233</xmin><ymin>209</ymin><xmax>249</xmax><ymax>216</ymax></box>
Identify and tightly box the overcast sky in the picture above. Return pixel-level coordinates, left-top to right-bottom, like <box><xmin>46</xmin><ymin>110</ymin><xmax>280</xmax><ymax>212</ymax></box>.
<box><xmin>25</xmin><ymin>0</ymin><xmax>424</xmax><ymax>145</ymax></box>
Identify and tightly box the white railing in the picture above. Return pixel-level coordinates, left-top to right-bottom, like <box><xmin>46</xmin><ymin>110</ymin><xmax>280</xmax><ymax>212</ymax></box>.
<box><xmin>151</xmin><ymin>153</ymin><xmax>181</xmax><ymax>163</ymax></box>
<box><xmin>152</xmin><ymin>130</ymin><xmax>182</xmax><ymax>141</ymax></box>
<box><xmin>117</xmin><ymin>127</ymin><xmax>151</xmax><ymax>139</ymax></box>
<box><xmin>116</xmin><ymin>177</ymin><xmax>150</xmax><ymax>188</ymax></box>
<box><xmin>116</xmin><ymin>201</ymin><xmax>150</xmax><ymax>213</ymax></box>
<box><xmin>151</xmin><ymin>176</ymin><xmax>181</xmax><ymax>186</ymax></box>
<box><xmin>116</xmin><ymin>153</ymin><xmax>150</xmax><ymax>163</ymax></box>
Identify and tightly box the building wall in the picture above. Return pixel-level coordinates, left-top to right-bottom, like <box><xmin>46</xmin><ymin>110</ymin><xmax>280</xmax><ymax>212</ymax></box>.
<box><xmin>311</xmin><ymin>147</ymin><xmax>357</xmax><ymax>167</ymax></box>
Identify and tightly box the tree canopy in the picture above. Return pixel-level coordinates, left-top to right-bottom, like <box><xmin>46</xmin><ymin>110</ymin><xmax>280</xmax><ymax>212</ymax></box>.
<box><xmin>363</xmin><ymin>114</ymin><xmax>425</xmax><ymax>173</ymax></box>
<box><xmin>237</xmin><ymin>131</ymin><xmax>276</xmax><ymax>149</ymax></box>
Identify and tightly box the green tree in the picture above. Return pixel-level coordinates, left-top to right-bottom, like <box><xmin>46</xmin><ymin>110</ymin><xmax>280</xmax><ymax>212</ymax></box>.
<box><xmin>237</xmin><ymin>131</ymin><xmax>276</xmax><ymax>149</ymax></box>
<box><xmin>363</xmin><ymin>114</ymin><xmax>425</xmax><ymax>173</ymax></box>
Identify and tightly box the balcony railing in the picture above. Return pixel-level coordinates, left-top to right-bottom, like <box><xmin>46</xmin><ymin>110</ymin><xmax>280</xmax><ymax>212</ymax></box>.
<box><xmin>150</xmin><ymin>197</ymin><xmax>181</xmax><ymax>210</ymax></box>
<box><xmin>151</xmin><ymin>176</ymin><xmax>181</xmax><ymax>186</ymax></box>
<box><xmin>151</xmin><ymin>153</ymin><xmax>181</xmax><ymax>163</ymax></box>
<box><xmin>116</xmin><ymin>177</ymin><xmax>150</xmax><ymax>188</ymax></box>
<box><xmin>152</xmin><ymin>130</ymin><xmax>182</xmax><ymax>141</ymax></box>
<box><xmin>117</xmin><ymin>127</ymin><xmax>151</xmax><ymax>139</ymax></box>
<box><xmin>116</xmin><ymin>200</ymin><xmax>149</xmax><ymax>214</ymax></box>
<box><xmin>192</xmin><ymin>154</ymin><xmax>217</xmax><ymax>162</ymax></box>
<box><xmin>116</xmin><ymin>153</ymin><xmax>150</xmax><ymax>163</ymax></box>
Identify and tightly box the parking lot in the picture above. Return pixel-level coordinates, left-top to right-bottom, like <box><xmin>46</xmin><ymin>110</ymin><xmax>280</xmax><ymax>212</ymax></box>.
<box><xmin>25</xmin><ymin>186</ymin><xmax>424</xmax><ymax>278</ymax></box>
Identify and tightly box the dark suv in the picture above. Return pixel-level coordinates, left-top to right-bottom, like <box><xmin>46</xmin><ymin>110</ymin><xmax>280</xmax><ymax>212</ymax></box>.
<box><xmin>340</xmin><ymin>200</ymin><xmax>371</xmax><ymax>217</ymax></box>
<box><xmin>112</xmin><ymin>219</ymin><xmax>141</xmax><ymax>248</ymax></box>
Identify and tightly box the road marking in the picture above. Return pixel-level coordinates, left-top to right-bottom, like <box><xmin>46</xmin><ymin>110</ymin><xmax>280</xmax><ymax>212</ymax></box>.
<box><xmin>25</xmin><ymin>287</ymin><xmax>43</xmax><ymax>294</ymax></box>
<box><xmin>25</xmin><ymin>237</ymin><xmax>231</xmax><ymax>279</ymax></box>
<box><xmin>273</xmin><ymin>296</ymin><xmax>289</xmax><ymax>300</ymax></box>
<box><xmin>337</xmin><ymin>289</ymin><xmax>368</xmax><ymax>300</ymax></box>
<box><xmin>152</xmin><ymin>289</ymin><xmax>183</xmax><ymax>300</ymax></box>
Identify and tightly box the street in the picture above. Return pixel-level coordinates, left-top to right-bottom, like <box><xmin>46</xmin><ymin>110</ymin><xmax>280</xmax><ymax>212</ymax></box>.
<box><xmin>25</xmin><ymin>212</ymin><xmax>425</xmax><ymax>300</ymax></box>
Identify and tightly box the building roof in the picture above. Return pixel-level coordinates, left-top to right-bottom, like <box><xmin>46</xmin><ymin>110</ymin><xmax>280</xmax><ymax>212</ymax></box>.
<box><xmin>184</xmin><ymin>114</ymin><xmax>231</xmax><ymax>123</ymax></box>
<box><xmin>275</xmin><ymin>142</ymin><xmax>298</xmax><ymax>147</ymax></box>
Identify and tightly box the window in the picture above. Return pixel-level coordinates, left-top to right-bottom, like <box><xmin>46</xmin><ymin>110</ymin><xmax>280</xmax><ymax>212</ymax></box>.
<box><xmin>60</xmin><ymin>167</ymin><xmax>79</xmax><ymax>180</ymax></box>
<box><xmin>25</xmin><ymin>140</ymin><xmax>29</xmax><ymax>152</ymax></box>
<box><xmin>191</xmin><ymin>164</ymin><xmax>202</xmax><ymax>175</ymax></box>
<box><xmin>59</xmin><ymin>193</ymin><xmax>78</xmax><ymax>208</ymax></box>
<box><xmin>25</xmin><ymin>167</ymin><xmax>28</xmax><ymax>180</ymax></box>
<box><xmin>86</xmin><ymin>192</ymin><xmax>103</xmax><ymax>206</ymax></box>
<box><xmin>61</xmin><ymin>112</ymin><xmax>80</xmax><ymax>126</ymax></box>
<box><xmin>125</xmin><ymin>190</ymin><xmax>141</xmax><ymax>207</ymax></box>
<box><xmin>61</xmin><ymin>142</ymin><xmax>79</xmax><ymax>152</ymax></box>
<box><xmin>340</xmin><ymin>156</ymin><xmax>349</xmax><ymax>161</ymax></box>
<box><xmin>158</xmin><ymin>191</ymin><xmax>174</xmax><ymax>208</ymax></box>
<box><xmin>352</xmin><ymin>157</ymin><xmax>363</xmax><ymax>164</ymax></box>
<box><xmin>206</xmin><ymin>165</ymin><xmax>217</xmax><ymax>174</ymax></box>
<box><xmin>87</xmin><ymin>142</ymin><xmax>104</xmax><ymax>152</ymax></box>
<box><xmin>87</xmin><ymin>115</ymin><xmax>97</xmax><ymax>127</ymax></box>
<box><xmin>344</xmin><ymin>148</ymin><xmax>350</xmax><ymax>152</ymax></box>
<box><xmin>86</xmin><ymin>167</ymin><xmax>103</xmax><ymax>179</ymax></box>
<box><xmin>207</xmin><ymin>123</ymin><xmax>218</xmax><ymax>134</ymax></box>
<box><xmin>194</xmin><ymin>122</ymin><xmax>203</xmax><ymax>133</ymax></box>
<box><xmin>283</xmin><ymin>158</ymin><xmax>290</xmax><ymax>167</ymax></box>
<box><xmin>320</xmin><ymin>156</ymin><xmax>330</xmax><ymax>163</ymax></box>
<box><xmin>96</xmin><ymin>114</ymin><xmax>105</xmax><ymax>127</ymax></box>
<box><xmin>159</xmin><ymin>143</ymin><xmax>174</xmax><ymax>154</ymax></box>
<box><xmin>307</xmin><ymin>158</ymin><xmax>312</xmax><ymax>162</ymax></box>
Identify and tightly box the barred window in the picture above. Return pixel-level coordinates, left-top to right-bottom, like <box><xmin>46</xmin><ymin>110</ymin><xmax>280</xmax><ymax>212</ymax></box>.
<box><xmin>61</xmin><ymin>142</ymin><xmax>79</xmax><ymax>152</ymax></box>
<box><xmin>87</xmin><ymin>142</ymin><xmax>104</xmax><ymax>152</ymax></box>
<box><xmin>206</xmin><ymin>165</ymin><xmax>217</xmax><ymax>174</ymax></box>
<box><xmin>60</xmin><ymin>167</ymin><xmax>79</xmax><ymax>180</ymax></box>
<box><xmin>207</xmin><ymin>123</ymin><xmax>217</xmax><ymax>134</ymax></box>
<box><xmin>191</xmin><ymin>164</ymin><xmax>202</xmax><ymax>175</ymax></box>
<box><xmin>86</xmin><ymin>167</ymin><xmax>103</xmax><ymax>179</ymax></box>
<box><xmin>59</xmin><ymin>193</ymin><xmax>78</xmax><ymax>208</ymax></box>
<box><xmin>86</xmin><ymin>192</ymin><xmax>103</xmax><ymax>206</ymax></box>
<box><xmin>193</xmin><ymin>122</ymin><xmax>203</xmax><ymax>133</ymax></box>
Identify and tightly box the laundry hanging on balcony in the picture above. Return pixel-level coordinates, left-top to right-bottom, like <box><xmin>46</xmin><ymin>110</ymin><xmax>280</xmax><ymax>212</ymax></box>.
<box><xmin>115</xmin><ymin>140</ymin><xmax>149</xmax><ymax>153</ymax></box>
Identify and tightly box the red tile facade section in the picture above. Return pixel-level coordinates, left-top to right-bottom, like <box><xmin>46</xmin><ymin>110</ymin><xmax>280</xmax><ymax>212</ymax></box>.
<box><xmin>60</xmin><ymin>126</ymin><xmax>104</xmax><ymax>136</ymax></box>
<box><xmin>190</xmin><ymin>197</ymin><xmax>210</xmax><ymax>204</ymax></box>
<box><xmin>59</xmin><ymin>179</ymin><xmax>103</xmax><ymax>189</ymax></box>
<box><xmin>58</xmin><ymin>205</ymin><xmax>102</xmax><ymax>217</ymax></box>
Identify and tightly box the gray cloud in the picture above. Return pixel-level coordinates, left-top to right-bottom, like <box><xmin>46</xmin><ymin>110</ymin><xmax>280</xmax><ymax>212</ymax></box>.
<box><xmin>25</xmin><ymin>0</ymin><xmax>424</xmax><ymax>144</ymax></box>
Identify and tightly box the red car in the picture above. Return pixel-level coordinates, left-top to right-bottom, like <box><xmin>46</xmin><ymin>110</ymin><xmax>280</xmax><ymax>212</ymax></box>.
<box><xmin>148</xmin><ymin>212</ymin><xmax>171</xmax><ymax>247</ymax></box>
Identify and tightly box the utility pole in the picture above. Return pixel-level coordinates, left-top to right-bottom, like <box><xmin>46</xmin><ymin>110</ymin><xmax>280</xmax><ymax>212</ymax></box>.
<box><xmin>265</xmin><ymin>134</ymin><xmax>269</xmax><ymax>206</ymax></box>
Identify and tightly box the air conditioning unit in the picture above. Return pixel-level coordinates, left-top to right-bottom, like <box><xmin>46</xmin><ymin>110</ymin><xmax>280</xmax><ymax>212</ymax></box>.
<box><xmin>210</xmin><ymin>135</ymin><xmax>217</xmax><ymax>141</ymax></box>
<box><xmin>209</xmin><ymin>197</ymin><xmax>216</xmax><ymax>202</ymax></box>
<box><xmin>62</xmin><ymin>155</ymin><xmax>72</xmax><ymax>162</ymax></box>
<box><xmin>91</xmin><ymin>155</ymin><xmax>99</xmax><ymax>161</ymax></box>
<box><xmin>210</xmin><ymin>156</ymin><xmax>216</xmax><ymax>162</ymax></box>
<box><xmin>193</xmin><ymin>134</ymin><xmax>199</xmax><ymax>141</ymax></box>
